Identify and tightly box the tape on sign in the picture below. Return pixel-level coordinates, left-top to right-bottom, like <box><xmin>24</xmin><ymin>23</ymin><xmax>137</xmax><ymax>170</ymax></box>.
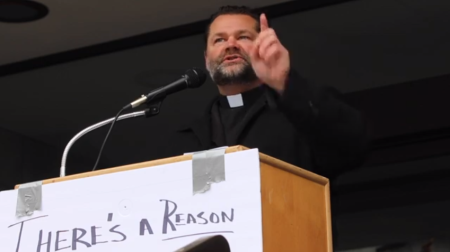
<box><xmin>192</xmin><ymin>147</ymin><xmax>226</xmax><ymax>195</ymax></box>
<box><xmin>16</xmin><ymin>181</ymin><xmax>42</xmax><ymax>217</ymax></box>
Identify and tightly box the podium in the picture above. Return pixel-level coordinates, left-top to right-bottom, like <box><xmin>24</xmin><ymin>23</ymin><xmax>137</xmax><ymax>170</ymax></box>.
<box><xmin>6</xmin><ymin>146</ymin><xmax>332</xmax><ymax>252</ymax></box>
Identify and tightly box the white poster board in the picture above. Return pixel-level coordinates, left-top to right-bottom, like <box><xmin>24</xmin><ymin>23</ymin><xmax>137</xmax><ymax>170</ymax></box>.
<box><xmin>0</xmin><ymin>149</ymin><xmax>263</xmax><ymax>252</ymax></box>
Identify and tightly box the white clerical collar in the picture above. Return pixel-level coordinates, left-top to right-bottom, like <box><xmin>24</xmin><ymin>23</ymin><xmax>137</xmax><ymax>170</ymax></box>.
<box><xmin>226</xmin><ymin>93</ymin><xmax>244</xmax><ymax>108</ymax></box>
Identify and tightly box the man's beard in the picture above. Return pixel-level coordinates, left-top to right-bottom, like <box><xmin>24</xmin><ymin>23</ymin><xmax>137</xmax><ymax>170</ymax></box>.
<box><xmin>207</xmin><ymin>49</ymin><xmax>258</xmax><ymax>86</ymax></box>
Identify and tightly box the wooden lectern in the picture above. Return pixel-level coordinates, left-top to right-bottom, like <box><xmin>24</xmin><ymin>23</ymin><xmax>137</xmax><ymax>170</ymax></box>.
<box><xmin>16</xmin><ymin>146</ymin><xmax>332</xmax><ymax>251</ymax></box>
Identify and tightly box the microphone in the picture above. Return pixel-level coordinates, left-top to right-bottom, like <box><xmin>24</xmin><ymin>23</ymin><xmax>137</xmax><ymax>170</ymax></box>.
<box><xmin>124</xmin><ymin>68</ymin><xmax>206</xmax><ymax>110</ymax></box>
<box><xmin>90</xmin><ymin>68</ymin><xmax>206</xmax><ymax>172</ymax></box>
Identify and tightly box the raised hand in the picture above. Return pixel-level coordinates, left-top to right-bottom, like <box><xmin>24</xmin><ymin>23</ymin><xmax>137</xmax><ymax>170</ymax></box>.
<box><xmin>250</xmin><ymin>13</ymin><xmax>290</xmax><ymax>93</ymax></box>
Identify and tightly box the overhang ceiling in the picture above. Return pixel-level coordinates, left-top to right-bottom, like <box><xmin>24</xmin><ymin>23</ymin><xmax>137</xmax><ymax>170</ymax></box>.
<box><xmin>0</xmin><ymin>0</ymin><xmax>291</xmax><ymax>66</ymax></box>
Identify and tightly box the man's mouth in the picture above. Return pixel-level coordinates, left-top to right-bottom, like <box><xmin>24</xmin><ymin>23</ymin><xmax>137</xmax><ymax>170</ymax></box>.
<box><xmin>222</xmin><ymin>54</ymin><xmax>244</xmax><ymax>63</ymax></box>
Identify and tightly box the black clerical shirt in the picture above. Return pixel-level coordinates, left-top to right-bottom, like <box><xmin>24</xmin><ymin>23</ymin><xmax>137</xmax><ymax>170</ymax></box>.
<box><xmin>211</xmin><ymin>85</ymin><xmax>268</xmax><ymax>147</ymax></box>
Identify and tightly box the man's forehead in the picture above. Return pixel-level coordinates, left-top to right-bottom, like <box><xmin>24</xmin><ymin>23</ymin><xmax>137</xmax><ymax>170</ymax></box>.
<box><xmin>211</xmin><ymin>29</ymin><xmax>254</xmax><ymax>37</ymax></box>
<box><xmin>209</xmin><ymin>14</ymin><xmax>259</xmax><ymax>33</ymax></box>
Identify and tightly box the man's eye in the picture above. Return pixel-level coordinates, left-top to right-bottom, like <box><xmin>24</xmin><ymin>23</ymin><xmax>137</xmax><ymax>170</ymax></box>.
<box><xmin>214</xmin><ymin>38</ymin><xmax>225</xmax><ymax>43</ymax></box>
<box><xmin>239</xmin><ymin>36</ymin><xmax>250</xmax><ymax>40</ymax></box>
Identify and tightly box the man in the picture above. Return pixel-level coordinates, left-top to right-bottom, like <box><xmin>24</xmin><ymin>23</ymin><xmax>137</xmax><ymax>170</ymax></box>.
<box><xmin>155</xmin><ymin>6</ymin><xmax>368</xmax><ymax>179</ymax></box>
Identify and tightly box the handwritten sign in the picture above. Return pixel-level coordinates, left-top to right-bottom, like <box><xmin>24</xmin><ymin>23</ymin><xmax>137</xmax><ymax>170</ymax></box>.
<box><xmin>0</xmin><ymin>149</ymin><xmax>263</xmax><ymax>251</ymax></box>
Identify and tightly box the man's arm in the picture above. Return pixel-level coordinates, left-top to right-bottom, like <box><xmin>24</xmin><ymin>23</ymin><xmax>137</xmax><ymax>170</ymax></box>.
<box><xmin>248</xmin><ymin>13</ymin><xmax>369</xmax><ymax>177</ymax></box>
<box><xmin>274</xmin><ymin>70</ymin><xmax>370</xmax><ymax>178</ymax></box>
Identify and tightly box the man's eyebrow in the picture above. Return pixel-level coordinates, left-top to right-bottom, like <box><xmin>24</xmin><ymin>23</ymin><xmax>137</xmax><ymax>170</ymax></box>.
<box><xmin>211</xmin><ymin>32</ymin><xmax>227</xmax><ymax>38</ymax></box>
<box><xmin>236</xmin><ymin>29</ymin><xmax>253</xmax><ymax>34</ymax></box>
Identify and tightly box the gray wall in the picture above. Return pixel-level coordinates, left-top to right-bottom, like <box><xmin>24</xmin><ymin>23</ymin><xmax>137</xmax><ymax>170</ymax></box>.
<box><xmin>0</xmin><ymin>127</ymin><xmax>60</xmax><ymax>190</ymax></box>
<box><xmin>0</xmin><ymin>127</ymin><xmax>93</xmax><ymax>190</ymax></box>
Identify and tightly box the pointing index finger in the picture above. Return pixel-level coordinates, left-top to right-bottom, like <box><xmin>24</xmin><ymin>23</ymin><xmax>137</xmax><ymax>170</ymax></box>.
<box><xmin>260</xmin><ymin>13</ymin><xmax>269</xmax><ymax>31</ymax></box>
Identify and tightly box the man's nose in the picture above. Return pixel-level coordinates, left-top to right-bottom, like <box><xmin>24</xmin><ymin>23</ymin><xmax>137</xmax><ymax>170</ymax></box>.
<box><xmin>226</xmin><ymin>36</ymin><xmax>239</xmax><ymax>48</ymax></box>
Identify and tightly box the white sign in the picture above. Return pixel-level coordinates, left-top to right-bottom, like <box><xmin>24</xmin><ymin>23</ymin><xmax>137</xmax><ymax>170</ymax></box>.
<box><xmin>0</xmin><ymin>149</ymin><xmax>263</xmax><ymax>252</ymax></box>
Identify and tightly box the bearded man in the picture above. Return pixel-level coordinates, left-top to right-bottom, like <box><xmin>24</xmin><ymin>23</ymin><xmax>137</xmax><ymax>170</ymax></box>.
<box><xmin>156</xmin><ymin>5</ymin><xmax>369</xmax><ymax>179</ymax></box>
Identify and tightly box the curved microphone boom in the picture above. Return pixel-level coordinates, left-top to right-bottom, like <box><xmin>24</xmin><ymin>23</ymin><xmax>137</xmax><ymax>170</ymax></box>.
<box><xmin>60</xmin><ymin>68</ymin><xmax>207</xmax><ymax>176</ymax></box>
<box><xmin>60</xmin><ymin>110</ymin><xmax>147</xmax><ymax>177</ymax></box>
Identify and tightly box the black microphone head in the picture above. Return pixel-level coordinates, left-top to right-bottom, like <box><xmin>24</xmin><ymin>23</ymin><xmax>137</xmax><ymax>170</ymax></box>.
<box><xmin>185</xmin><ymin>68</ymin><xmax>207</xmax><ymax>88</ymax></box>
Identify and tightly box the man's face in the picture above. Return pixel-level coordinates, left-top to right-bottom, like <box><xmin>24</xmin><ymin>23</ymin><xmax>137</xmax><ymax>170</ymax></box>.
<box><xmin>205</xmin><ymin>14</ymin><xmax>259</xmax><ymax>86</ymax></box>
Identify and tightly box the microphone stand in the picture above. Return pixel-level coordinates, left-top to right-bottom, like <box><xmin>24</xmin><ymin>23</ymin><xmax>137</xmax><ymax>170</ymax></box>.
<box><xmin>60</xmin><ymin>99</ymin><xmax>164</xmax><ymax>177</ymax></box>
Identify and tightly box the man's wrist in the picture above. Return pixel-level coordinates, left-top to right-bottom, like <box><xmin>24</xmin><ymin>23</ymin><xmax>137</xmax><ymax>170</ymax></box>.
<box><xmin>271</xmin><ymin>70</ymin><xmax>290</xmax><ymax>95</ymax></box>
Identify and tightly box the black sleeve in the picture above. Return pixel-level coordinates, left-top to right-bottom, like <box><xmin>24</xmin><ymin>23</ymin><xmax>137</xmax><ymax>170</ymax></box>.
<box><xmin>273</xmin><ymin>69</ymin><xmax>370</xmax><ymax>178</ymax></box>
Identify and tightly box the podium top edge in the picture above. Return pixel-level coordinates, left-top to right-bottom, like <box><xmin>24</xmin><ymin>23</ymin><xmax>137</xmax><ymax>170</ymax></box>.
<box><xmin>14</xmin><ymin>145</ymin><xmax>328</xmax><ymax>189</ymax></box>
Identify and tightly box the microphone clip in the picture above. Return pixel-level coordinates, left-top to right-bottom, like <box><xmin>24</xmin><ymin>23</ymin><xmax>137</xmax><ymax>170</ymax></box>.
<box><xmin>143</xmin><ymin>97</ymin><xmax>165</xmax><ymax>118</ymax></box>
